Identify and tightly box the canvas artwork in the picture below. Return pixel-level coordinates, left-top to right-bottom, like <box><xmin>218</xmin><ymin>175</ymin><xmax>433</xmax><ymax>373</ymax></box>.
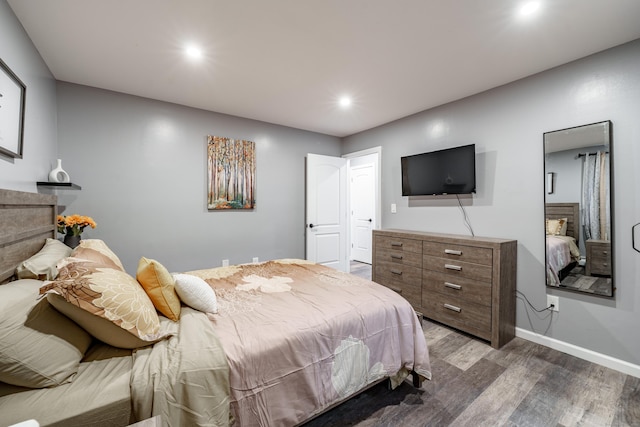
<box><xmin>207</xmin><ymin>136</ymin><xmax>256</xmax><ymax>210</ymax></box>
<box><xmin>0</xmin><ymin>58</ymin><xmax>26</xmax><ymax>159</ymax></box>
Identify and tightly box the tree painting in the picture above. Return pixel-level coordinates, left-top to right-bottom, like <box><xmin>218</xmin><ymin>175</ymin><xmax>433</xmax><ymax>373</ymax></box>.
<box><xmin>207</xmin><ymin>136</ymin><xmax>256</xmax><ymax>210</ymax></box>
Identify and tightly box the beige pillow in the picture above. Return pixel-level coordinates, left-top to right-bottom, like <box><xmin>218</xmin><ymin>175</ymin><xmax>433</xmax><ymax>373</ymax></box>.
<box><xmin>0</xmin><ymin>279</ymin><xmax>92</xmax><ymax>388</ymax></box>
<box><xmin>16</xmin><ymin>238</ymin><xmax>72</xmax><ymax>280</ymax></box>
<box><xmin>40</xmin><ymin>259</ymin><xmax>170</xmax><ymax>348</ymax></box>
<box><xmin>71</xmin><ymin>239</ymin><xmax>125</xmax><ymax>271</ymax></box>
<box><xmin>546</xmin><ymin>218</ymin><xmax>568</xmax><ymax>236</ymax></box>
<box><xmin>136</xmin><ymin>257</ymin><xmax>181</xmax><ymax>321</ymax></box>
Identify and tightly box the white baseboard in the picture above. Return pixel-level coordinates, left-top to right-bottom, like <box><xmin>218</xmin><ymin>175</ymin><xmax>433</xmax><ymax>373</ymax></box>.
<box><xmin>516</xmin><ymin>327</ymin><xmax>640</xmax><ymax>378</ymax></box>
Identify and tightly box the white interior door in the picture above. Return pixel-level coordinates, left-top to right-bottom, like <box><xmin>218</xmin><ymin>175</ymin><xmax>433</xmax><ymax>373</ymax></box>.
<box><xmin>350</xmin><ymin>163</ymin><xmax>375</xmax><ymax>264</ymax></box>
<box><xmin>306</xmin><ymin>153</ymin><xmax>349</xmax><ymax>272</ymax></box>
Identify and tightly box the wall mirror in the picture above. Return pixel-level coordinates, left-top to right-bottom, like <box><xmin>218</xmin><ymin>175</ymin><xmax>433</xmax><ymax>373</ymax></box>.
<box><xmin>544</xmin><ymin>120</ymin><xmax>613</xmax><ymax>297</ymax></box>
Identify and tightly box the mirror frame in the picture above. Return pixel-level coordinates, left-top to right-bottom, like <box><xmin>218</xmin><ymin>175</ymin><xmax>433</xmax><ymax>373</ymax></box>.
<box><xmin>543</xmin><ymin>120</ymin><xmax>614</xmax><ymax>298</ymax></box>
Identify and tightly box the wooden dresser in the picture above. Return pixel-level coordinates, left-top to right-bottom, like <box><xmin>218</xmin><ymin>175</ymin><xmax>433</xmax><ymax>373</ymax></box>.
<box><xmin>585</xmin><ymin>239</ymin><xmax>612</xmax><ymax>276</ymax></box>
<box><xmin>372</xmin><ymin>229</ymin><xmax>517</xmax><ymax>349</ymax></box>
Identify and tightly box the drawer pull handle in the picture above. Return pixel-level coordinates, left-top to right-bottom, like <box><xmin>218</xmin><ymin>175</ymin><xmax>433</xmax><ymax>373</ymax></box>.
<box><xmin>388</xmin><ymin>286</ymin><xmax>402</xmax><ymax>294</ymax></box>
<box><xmin>391</xmin><ymin>242</ymin><xmax>403</xmax><ymax>247</ymax></box>
<box><xmin>444</xmin><ymin>282</ymin><xmax>462</xmax><ymax>290</ymax></box>
<box><xmin>444</xmin><ymin>303</ymin><xmax>461</xmax><ymax>313</ymax></box>
<box><xmin>444</xmin><ymin>249</ymin><xmax>462</xmax><ymax>256</ymax></box>
<box><xmin>391</xmin><ymin>254</ymin><xmax>403</xmax><ymax>260</ymax></box>
<box><xmin>445</xmin><ymin>264</ymin><xmax>462</xmax><ymax>271</ymax></box>
<box><xmin>390</xmin><ymin>269</ymin><xmax>403</xmax><ymax>275</ymax></box>
<box><xmin>602</xmin><ymin>251</ymin><xmax>608</xmax><ymax>255</ymax></box>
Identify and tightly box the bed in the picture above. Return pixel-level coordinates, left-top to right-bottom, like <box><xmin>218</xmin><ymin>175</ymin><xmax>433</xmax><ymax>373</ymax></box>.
<box><xmin>0</xmin><ymin>188</ymin><xmax>431</xmax><ymax>426</ymax></box>
<box><xmin>545</xmin><ymin>203</ymin><xmax>581</xmax><ymax>287</ymax></box>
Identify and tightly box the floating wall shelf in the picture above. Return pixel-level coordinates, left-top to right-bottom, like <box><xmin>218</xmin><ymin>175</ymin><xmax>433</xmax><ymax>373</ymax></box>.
<box><xmin>37</xmin><ymin>182</ymin><xmax>82</xmax><ymax>190</ymax></box>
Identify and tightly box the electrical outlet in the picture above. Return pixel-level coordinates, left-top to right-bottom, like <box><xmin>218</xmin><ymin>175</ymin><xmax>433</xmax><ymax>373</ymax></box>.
<box><xmin>252</xmin><ymin>257</ymin><xmax>259</xmax><ymax>264</ymax></box>
<box><xmin>391</xmin><ymin>203</ymin><xmax>397</xmax><ymax>213</ymax></box>
<box><xmin>222</xmin><ymin>259</ymin><xmax>229</xmax><ymax>267</ymax></box>
<box><xmin>547</xmin><ymin>295</ymin><xmax>559</xmax><ymax>312</ymax></box>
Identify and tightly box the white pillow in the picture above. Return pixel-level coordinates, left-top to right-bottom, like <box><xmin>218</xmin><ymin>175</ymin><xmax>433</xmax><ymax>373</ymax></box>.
<box><xmin>172</xmin><ymin>274</ymin><xmax>218</xmax><ymax>314</ymax></box>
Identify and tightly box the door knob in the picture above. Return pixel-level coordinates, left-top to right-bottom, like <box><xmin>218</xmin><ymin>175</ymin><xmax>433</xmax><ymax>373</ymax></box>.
<box><xmin>368</xmin><ymin>219</ymin><xmax>372</xmax><ymax>222</ymax></box>
<box><xmin>309</xmin><ymin>224</ymin><xmax>314</xmax><ymax>229</ymax></box>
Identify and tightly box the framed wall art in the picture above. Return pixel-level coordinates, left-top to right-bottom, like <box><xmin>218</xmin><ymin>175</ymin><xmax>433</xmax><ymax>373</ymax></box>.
<box><xmin>0</xmin><ymin>58</ymin><xmax>26</xmax><ymax>159</ymax></box>
<box><xmin>207</xmin><ymin>135</ymin><xmax>256</xmax><ymax>210</ymax></box>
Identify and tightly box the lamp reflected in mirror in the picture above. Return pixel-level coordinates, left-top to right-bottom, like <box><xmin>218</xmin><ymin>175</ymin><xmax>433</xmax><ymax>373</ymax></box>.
<box><xmin>544</xmin><ymin>121</ymin><xmax>613</xmax><ymax>297</ymax></box>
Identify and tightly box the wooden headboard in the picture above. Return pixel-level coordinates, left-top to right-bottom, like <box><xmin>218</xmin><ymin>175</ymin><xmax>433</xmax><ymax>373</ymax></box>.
<box><xmin>0</xmin><ymin>188</ymin><xmax>57</xmax><ymax>283</ymax></box>
<box><xmin>546</xmin><ymin>202</ymin><xmax>580</xmax><ymax>243</ymax></box>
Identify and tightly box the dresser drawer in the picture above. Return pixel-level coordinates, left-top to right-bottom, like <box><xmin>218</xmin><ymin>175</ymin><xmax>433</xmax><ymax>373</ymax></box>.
<box><xmin>423</xmin><ymin>255</ymin><xmax>493</xmax><ymax>282</ymax></box>
<box><xmin>373</xmin><ymin>267</ymin><xmax>421</xmax><ymax>309</ymax></box>
<box><xmin>374</xmin><ymin>246</ymin><xmax>422</xmax><ymax>268</ymax></box>
<box><xmin>590</xmin><ymin>259</ymin><xmax>611</xmax><ymax>275</ymax></box>
<box><xmin>375</xmin><ymin>235</ymin><xmax>422</xmax><ymax>253</ymax></box>
<box><xmin>423</xmin><ymin>241</ymin><xmax>493</xmax><ymax>266</ymax></box>
<box><xmin>423</xmin><ymin>270</ymin><xmax>491</xmax><ymax>306</ymax></box>
<box><xmin>374</xmin><ymin>262</ymin><xmax>422</xmax><ymax>285</ymax></box>
<box><xmin>422</xmin><ymin>292</ymin><xmax>491</xmax><ymax>341</ymax></box>
<box><xmin>586</xmin><ymin>240</ymin><xmax>612</xmax><ymax>276</ymax></box>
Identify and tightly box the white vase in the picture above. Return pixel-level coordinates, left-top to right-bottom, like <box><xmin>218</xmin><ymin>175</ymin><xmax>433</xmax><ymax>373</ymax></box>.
<box><xmin>48</xmin><ymin>159</ymin><xmax>70</xmax><ymax>183</ymax></box>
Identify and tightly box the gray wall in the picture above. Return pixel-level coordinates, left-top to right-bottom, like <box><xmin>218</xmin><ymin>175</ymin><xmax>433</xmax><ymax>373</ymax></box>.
<box><xmin>342</xmin><ymin>39</ymin><xmax>640</xmax><ymax>366</ymax></box>
<box><xmin>56</xmin><ymin>83</ymin><xmax>341</xmax><ymax>273</ymax></box>
<box><xmin>0</xmin><ymin>0</ymin><xmax>57</xmax><ymax>191</ymax></box>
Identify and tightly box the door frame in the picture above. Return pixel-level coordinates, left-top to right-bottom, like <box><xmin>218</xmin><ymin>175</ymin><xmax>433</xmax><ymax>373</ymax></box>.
<box><xmin>343</xmin><ymin>147</ymin><xmax>382</xmax><ymax>263</ymax></box>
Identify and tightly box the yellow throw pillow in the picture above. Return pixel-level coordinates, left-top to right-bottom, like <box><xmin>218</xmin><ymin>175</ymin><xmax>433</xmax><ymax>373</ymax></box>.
<box><xmin>136</xmin><ymin>257</ymin><xmax>181</xmax><ymax>321</ymax></box>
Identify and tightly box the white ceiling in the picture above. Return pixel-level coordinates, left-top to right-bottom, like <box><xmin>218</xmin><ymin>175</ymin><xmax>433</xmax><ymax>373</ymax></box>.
<box><xmin>8</xmin><ymin>1</ymin><xmax>640</xmax><ymax>137</ymax></box>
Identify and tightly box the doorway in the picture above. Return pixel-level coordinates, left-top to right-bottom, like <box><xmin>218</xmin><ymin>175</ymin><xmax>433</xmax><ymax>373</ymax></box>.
<box><xmin>305</xmin><ymin>147</ymin><xmax>381</xmax><ymax>272</ymax></box>
<box><xmin>344</xmin><ymin>147</ymin><xmax>381</xmax><ymax>266</ymax></box>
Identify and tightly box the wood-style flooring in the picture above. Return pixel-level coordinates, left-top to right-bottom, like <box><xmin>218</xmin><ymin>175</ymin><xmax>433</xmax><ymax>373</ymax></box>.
<box><xmin>304</xmin><ymin>262</ymin><xmax>640</xmax><ymax>426</ymax></box>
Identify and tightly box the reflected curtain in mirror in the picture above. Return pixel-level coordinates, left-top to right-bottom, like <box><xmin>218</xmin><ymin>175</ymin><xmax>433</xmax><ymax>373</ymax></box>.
<box><xmin>580</xmin><ymin>151</ymin><xmax>610</xmax><ymax>241</ymax></box>
<box><xmin>544</xmin><ymin>121</ymin><xmax>613</xmax><ymax>297</ymax></box>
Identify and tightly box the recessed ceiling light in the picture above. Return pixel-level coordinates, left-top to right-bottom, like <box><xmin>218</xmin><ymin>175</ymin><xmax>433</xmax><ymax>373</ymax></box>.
<box><xmin>185</xmin><ymin>45</ymin><xmax>203</xmax><ymax>60</ymax></box>
<box><xmin>518</xmin><ymin>1</ymin><xmax>541</xmax><ymax>18</ymax></box>
<box><xmin>339</xmin><ymin>96</ymin><xmax>352</xmax><ymax>108</ymax></box>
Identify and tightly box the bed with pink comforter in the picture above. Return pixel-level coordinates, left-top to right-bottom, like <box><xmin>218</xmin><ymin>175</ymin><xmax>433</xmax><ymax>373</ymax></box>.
<box><xmin>194</xmin><ymin>259</ymin><xmax>431</xmax><ymax>425</ymax></box>
<box><xmin>546</xmin><ymin>235</ymin><xmax>581</xmax><ymax>286</ymax></box>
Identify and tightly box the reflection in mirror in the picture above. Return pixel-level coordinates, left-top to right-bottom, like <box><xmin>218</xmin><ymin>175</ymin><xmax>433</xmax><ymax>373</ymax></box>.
<box><xmin>544</xmin><ymin>121</ymin><xmax>613</xmax><ymax>297</ymax></box>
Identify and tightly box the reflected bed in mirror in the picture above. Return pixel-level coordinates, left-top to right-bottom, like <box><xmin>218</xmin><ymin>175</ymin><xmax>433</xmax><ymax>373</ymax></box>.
<box><xmin>544</xmin><ymin>121</ymin><xmax>613</xmax><ymax>297</ymax></box>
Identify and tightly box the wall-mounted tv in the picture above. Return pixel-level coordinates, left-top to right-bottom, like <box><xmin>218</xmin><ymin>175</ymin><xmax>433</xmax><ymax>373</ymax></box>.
<box><xmin>401</xmin><ymin>144</ymin><xmax>476</xmax><ymax>196</ymax></box>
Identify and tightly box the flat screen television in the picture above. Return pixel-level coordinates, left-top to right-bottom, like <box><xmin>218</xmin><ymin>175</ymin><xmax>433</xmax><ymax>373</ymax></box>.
<box><xmin>401</xmin><ymin>144</ymin><xmax>476</xmax><ymax>196</ymax></box>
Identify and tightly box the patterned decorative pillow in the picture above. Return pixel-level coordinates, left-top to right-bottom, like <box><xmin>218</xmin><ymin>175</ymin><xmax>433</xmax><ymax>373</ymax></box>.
<box><xmin>71</xmin><ymin>239</ymin><xmax>125</xmax><ymax>271</ymax></box>
<box><xmin>0</xmin><ymin>279</ymin><xmax>92</xmax><ymax>388</ymax></box>
<box><xmin>47</xmin><ymin>294</ymin><xmax>177</xmax><ymax>349</ymax></box>
<box><xmin>136</xmin><ymin>257</ymin><xmax>181</xmax><ymax>321</ymax></box>
<box><xmin>545</xmin><ymin>218</ymin><xmax>568</xmax><ymax>236</ymax></box>
<box><xmin>40</xmin><ymin>259</ymin><xmax>169</xmax><ymax>348</ymax></box>
<box><xmin>172</xmin><ymin>273</ymin><xmax>218</xmax><ymax>314</ymax></box>
<box><xmin>16</xmin><ymin>238</ymin><xmax>72</xmax><ymax>280</ymax></box>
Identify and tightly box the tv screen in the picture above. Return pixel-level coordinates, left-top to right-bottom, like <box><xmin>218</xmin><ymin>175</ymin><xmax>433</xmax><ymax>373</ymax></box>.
<box><xmin>401</xmin><ymin>144</ymin><xmax>476</xmax><ymax>196</ymax></box>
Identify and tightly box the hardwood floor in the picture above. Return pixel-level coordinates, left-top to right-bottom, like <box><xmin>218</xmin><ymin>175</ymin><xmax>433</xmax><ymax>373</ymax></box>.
<box><xmin>304</xmin><ymin>262</ymin><xmax>640</xmax><ymax>426</ymax></box>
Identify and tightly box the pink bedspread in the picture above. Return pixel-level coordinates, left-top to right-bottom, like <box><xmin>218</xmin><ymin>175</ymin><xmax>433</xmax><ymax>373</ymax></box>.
<box><xmin>546</xmin><ymin>236</ymin><xmax>579</xmax><ymax>286</ymax></box>
<box><xmin>186</xmin><ymin>259</ymin><xmax>431</xmax><ymax>426</ymax></box>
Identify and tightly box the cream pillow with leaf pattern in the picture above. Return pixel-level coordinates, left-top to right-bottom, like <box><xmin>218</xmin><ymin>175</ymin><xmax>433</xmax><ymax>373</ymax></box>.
<box><xmin>40</xmin><ymin>258</ymin><xmax>171</xmax><ymax>348</ymax></box>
